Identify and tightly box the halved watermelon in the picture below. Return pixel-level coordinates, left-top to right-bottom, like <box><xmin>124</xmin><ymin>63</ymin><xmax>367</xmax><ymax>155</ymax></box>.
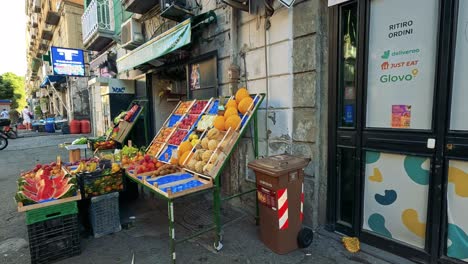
<box><xmin>15</xmin><ymin>191</ymin><xmax>37</xmax><ymax>204</ymax></box>
<box><xmin>21</xmin><ymin>183</ymin><xmax>38</xmax><ymax>194</ymax></box>
<box><xmin>16</xmin><ymin>164</ymin><xmax>78</xmax><ymax>205</ymax></box>
<box><xmin>53</xmin><ymin>184</ymin><xmax>76</xmax><ymax>199</ymax></box>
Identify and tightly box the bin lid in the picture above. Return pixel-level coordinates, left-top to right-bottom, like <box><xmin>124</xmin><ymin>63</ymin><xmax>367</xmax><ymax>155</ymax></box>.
<box><xmin>248</xmin><ymin>154</ymin><xmax>311</xmax><ymax>177</ymax></box>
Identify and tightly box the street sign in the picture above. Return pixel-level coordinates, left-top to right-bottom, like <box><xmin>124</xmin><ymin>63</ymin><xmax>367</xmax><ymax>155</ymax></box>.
<box><xmin>50</xmin><ymin>46</ymin><xmax>85</xmax><ymax>76</ymax></box>
<box><xmin>278</xmin><ymin>0</ymin><xmax>296</xmax><ymax>8</ymax></box>
<box><xmin>328</xmin><ymin>0</ymin><xmax>351</xmax><ymax>7</ymax></box>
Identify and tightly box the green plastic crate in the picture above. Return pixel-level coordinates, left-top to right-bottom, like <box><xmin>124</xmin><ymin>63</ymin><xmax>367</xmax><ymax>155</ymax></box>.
<box><xmin>25</xmin><ymin>201</ymin><xmax>78</xmax><ymax>225</ymax></box>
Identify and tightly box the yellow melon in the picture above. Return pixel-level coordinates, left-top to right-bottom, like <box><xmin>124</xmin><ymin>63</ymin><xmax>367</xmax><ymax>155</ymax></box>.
<box><xmin>179</xmin><ymin>141</ymin><xmax>192</xmax><ymax>154</ymax></box>
<box><xmin>225</xmin><ymin>115</ymin><xmax>241</xmax><ymax>131</ymax></box>
<box><xmin>225</xmin><ymin>99</ymin><xmax>237</xmax><ymax>110</ymax></box>
<box><xmin>179</xmin><ymin>151</ymin><xmax>192</xmax><ymax>166</ymax></box>
<box><xmin>224</xmin><ymin>107</ymin><xmax>238</xmax><ymax>119</ymax></box>
<box><xmin>213</xmin><ymin>116</ymin><xmax>225</xmax><ymax>131</ymax></box>
<box><xmin>238</xmin><ymin>97</ymin><xmax>253</xmax><ymax>114</ymax></box>
<box><xmin>235</xmin><ymin>88</ymin><xmax>249</xmax><ymax>104</ymax></box>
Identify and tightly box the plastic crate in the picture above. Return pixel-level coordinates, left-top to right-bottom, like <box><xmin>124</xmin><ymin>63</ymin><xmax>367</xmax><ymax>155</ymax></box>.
<box><xmin>26</xmin><ymin>201</ymin><xmax>78</xmax><ymax>225</ymax></box>
<box><xmin>79</xmin><ymin>170</ymin><xmax>124</xmax><ymax>199</ymax></box>
<box><xmin>27</xmin><ymin>214</ymin><xmax>80</xmax><ymax>264</ymax></box>
<box><xmin>89</xmin><ymin>192</ymin><xmax>121</xmax><ymax>238</ymax></box>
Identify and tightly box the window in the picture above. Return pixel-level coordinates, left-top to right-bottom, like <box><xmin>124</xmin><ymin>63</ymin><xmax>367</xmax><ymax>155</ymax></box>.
<box><xmin>338</xmin><ymin>3</ymin><xmax>358</xmax><ymax>128</ymax></box>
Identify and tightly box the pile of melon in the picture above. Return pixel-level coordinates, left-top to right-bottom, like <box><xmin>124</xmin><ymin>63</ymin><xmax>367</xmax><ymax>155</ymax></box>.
<box><xmin>214</xmin><ymin>88</ymin><xmax>253</xmax><ymax>132</ymax></box>
<box><xmin>181</xmin><ymin>127</ymin><xmax>227</xmax><ymax>174</ymax></box>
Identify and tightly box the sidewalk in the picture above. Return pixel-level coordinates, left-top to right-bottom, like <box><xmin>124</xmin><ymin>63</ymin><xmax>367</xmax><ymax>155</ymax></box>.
<box><xmin>0</xmin><ymin>134</ymin><xmax>414</xmax><ymax>264</ymax></box>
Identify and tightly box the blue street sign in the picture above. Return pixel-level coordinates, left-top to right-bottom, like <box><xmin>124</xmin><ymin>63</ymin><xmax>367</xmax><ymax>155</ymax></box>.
<box><xmin>50</xmin><ymin>46</ymin><xmax>85</xmax><ymax>76</ymax></box>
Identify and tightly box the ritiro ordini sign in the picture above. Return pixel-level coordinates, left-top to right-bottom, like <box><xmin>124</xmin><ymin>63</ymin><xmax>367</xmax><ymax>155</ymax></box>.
<box><xmin>50</xmin><ymin>46</ymin><xmax>85</xmax><ymax>76</ymax></box>
<box><xmin>365</xmin><ymin>0</ymin><xmax>438</xmax><ymax>130</ymax></box>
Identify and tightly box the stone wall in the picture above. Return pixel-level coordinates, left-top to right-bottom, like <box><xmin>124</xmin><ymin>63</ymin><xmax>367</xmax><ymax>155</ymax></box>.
<box><xmin>189</xmin><ymin>0</ymin><xmax>328</xmax><ymax>227</ymax></box>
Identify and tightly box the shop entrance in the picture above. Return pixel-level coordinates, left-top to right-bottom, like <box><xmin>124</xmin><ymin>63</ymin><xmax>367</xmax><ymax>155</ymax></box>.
<box><xmin>328</xmin><ymin>0</ymin><xmax>468</xmax><ymax>263</ymax></box>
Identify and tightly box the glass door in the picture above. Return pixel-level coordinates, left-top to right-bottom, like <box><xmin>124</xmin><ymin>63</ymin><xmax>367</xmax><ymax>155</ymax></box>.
<box><xmin>329</xmin><ymin>0</ymin><xmax>467</xmax><ymax>263</ymax></box>
<box><xmin>361</xmin><ymin>0</ymin><xmax>439</xmax><ymax>258</ymax></box>
<box><xmin>443</xmin><ymin>1</ymin><xmax>468</xmax><ymax>263</ymax></box>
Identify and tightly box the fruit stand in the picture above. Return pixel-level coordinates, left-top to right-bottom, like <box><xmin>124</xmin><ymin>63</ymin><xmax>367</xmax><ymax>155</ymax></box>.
<box><xmin>125</xmin><ymin>90</ymin><xmax>264</xmax><ymax>263</ymax></box>
<box><xmin>14</xmin><ymin>88</ymin><xmax>264</xmax><ymax>264</ymax></box>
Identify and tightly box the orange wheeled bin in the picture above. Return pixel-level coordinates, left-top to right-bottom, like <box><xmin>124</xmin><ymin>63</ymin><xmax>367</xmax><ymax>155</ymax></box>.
<box><xmin>248</xmin><ymin>154</ymin><xmax>313</xmax><ymax>254</ymax></box>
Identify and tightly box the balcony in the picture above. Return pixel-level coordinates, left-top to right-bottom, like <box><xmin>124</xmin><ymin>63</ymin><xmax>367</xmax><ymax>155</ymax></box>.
<box><xmin>82</xmin><ymin>0</ymin><xmax>114</xmax><ymax>51</ymax></box>
<box><xmin>45</xmin><ymin>9</ymin><xmax>60</xmax><ymax>25</ymax></box>
<box><xmin>122</xmin><ymin>0</ymin><xmax>159</xmax><ymax>14</ymax></box>
<box><xmin>41</xmin><ymin>29</ymin><xmax>53</xmax><ymax>41</ymax></box>
<box><xmin>31</xmin><ymin>58</ymin><xmax>42</xmax><ymax>74</ymax></box>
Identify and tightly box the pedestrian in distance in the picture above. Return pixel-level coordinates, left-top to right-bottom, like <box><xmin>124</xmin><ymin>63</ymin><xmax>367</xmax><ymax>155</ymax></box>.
<box><xmin>0</xmin><ymin>109</ymin><xmax>9</xmax><ymax>119</ymax></box>
<box><xmin>22</xmin><ymin>106</ymin><xmax>32</xmax><ymax>131</ymax></box>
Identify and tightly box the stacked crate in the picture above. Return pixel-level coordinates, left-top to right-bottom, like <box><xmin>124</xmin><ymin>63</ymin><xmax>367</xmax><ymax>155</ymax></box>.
<box><xmin>26</xmin><ymin>202</ymin><xmax>81</xmax><ymax>264</ymax></box>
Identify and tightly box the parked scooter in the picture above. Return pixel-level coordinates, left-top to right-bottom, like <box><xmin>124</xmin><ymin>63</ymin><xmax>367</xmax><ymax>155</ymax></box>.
<box><xmin>0</xmin><ymin>119</ymin><xmax>17</xmax><ymax>139</ymax></box>
<box><xmin>0</xmin><ymin>130</ymin><xmax>7</xmax><ymax>150</ymax></box>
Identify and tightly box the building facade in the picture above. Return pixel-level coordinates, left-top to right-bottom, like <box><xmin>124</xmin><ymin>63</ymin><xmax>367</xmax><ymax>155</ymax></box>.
<box><xmin>25</xmin><ymin>0</ymin><xmax>89</xmax><ymax>120</ymax></box>
<box><xmin>82</xmin><ymin>0</ymin><xmax>328</xmax><ymax>230</ymax></box>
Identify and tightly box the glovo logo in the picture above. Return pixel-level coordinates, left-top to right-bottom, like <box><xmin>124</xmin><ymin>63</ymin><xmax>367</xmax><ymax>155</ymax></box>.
<box><xmin>379</xmin><ymin>68</ymin><xmax>419</xmax><ymax>83</ymax></box>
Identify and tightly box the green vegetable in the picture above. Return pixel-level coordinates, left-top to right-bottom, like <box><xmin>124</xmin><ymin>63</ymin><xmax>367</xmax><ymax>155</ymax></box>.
<box><xmin>121</xmin><ymin>145</ymin><xmax>139</xmax><ymax>157</ymax></box>
<box><xmin>72</xmin><ymin>137</ymin><xmax>88</xmax><ymax>145</ymax></box>
<box><xmin>114</xmin><ymin>111</ymin><xmax>127</xmax><ymax>125</ymax></box>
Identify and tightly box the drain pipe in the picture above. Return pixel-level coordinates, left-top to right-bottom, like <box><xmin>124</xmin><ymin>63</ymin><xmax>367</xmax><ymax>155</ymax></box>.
<box><xmin>264</xmin><ymin>0</ymin><xmax>273</xmax><ymax>156</ymax></box>
<box><xmin>228</xmin><ymin>7</ymin><xmax>240</xmax><ymax>95</ymax></box>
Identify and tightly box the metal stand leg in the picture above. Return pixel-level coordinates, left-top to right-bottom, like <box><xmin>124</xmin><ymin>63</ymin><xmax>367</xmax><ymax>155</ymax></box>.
<box><xmin>213</xmin><ymin>180</ymin><xmax>223</xmax><ymax>251</ymax></box>
<box><xmin>253</xmin><ymin>112</ymin><xmax>260</xmax><ymax>225</ymax></box>
<box><xmin>168</xmin><ymin>200</ymin><xmax>176</xmax><ymax>264</ymax></box>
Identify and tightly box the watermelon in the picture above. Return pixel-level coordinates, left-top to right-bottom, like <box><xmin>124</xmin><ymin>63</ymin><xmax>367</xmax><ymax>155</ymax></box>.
<box><xmin>53</xmin><ymin>184</ymin><xmax>76</xmax><ymax>199</ymax></box>
<box><xmin>16</xmin><ymin>164</ymin><xmax>77</xmax><ymax>205</ymax></box>
<box><xmin>21</xmin><ymin>183</ymin><xmax>38</xmax><ymax>194</ymax></box>
<box><xmin>15</xmin><ymin>191</ymin><xmax>36</xmax><ymax>205</ymax></box>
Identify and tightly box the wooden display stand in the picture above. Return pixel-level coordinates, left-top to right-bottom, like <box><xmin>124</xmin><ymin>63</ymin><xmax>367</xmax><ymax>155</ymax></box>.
<box><xmin>125</xmin><ymin>94</ymin><xmax>265</xmax><ymax>263</ymax></box>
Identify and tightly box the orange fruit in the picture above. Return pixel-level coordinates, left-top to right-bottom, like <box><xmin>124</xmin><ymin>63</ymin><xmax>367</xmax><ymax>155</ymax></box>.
<box><xmin>235</xmin><ymin>88</ymin><xmax>249</xmax><ymax>104</ymax></box>
<box><xmin>213</xmin><ymin>116</ymin><xmax>225</xmax><ymax>131</ymax></box>
<box><xmin>238</xmin><ymin>97</ymin><xmax>253</xmax><ymax>114</ymax></box>
<box><xmin>170</xmin><ymin>157</ymin><xmax>179</xmax><ymax>165</ymax></box>
<box><xmin>225</xmin><ymin>99</ymin><xmax>237</xmax><ymax>110</ymax></box>
<box><xmin>224</xmin><ymin>107</ymin><xmax>238</xmax><ymax>119</ymax></box>
<box><xmin>225</xmin><ymin>115</ymin><xmax>242</xmax><ymax>131</ymax></box>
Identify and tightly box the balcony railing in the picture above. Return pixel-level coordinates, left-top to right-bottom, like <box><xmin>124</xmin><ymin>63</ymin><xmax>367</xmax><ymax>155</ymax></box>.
<box><xmin>82</xmin><ymin>0</ymin><xmax>114</xmax><ymax>50</ymax></box>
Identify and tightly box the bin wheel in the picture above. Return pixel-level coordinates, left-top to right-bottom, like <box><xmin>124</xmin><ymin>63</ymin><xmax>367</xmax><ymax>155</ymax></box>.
<box><xmin>214</xmin><ymin>241</ymin><xmax>223</xmax><ymax>251</ymax></box>
<box><xmin>297</xmin><ymin>227</ymin><xmax>314</xmax><ymax>248</ymax></box>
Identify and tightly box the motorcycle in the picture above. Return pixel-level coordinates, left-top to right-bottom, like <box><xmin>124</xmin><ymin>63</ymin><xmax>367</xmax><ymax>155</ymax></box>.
<box><xmin>0</xmin><ymin>119</ymin><xmax>17</xmax><ymax>139</ymax></box>
<box><xmin>0</xmin><ymin>130</ymin><xmax>7</xmax><ymax>150</ymax></box>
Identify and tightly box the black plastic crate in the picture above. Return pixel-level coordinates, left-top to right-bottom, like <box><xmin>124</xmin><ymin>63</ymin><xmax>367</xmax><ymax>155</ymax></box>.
<box><xmin>79</xmin><ymin>169</ymin><xmax>125</xmax><ymax>199</ymax></box>
<box><xmin>28</xmin><ymin>214</ymin><xmax>81</xmax><ymax>264</ymax></box>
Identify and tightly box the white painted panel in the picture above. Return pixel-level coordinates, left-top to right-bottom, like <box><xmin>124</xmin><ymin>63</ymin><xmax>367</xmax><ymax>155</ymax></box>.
<box><xmin>450</xmin><ymin>1</ymin><xmax>468</xmax><ymax>131</ymax></box>
<box><xmin>366</xmin><ymin>0</ymin><xmax>438</xmax><ymax>129</ymax></box>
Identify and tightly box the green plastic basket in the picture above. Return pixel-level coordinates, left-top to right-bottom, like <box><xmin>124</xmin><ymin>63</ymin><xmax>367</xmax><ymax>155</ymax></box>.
<box><xmin>25</xmin><ymin>201</ymin><xmax>78</xmax><ymax>225</ymax></box>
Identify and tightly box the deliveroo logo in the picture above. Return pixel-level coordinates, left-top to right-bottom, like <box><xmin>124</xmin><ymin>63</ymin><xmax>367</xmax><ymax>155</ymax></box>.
<box><xmin>381</xmin><ymin>50</ymin><xmax>390</xmax><ymax>59</ymax></box>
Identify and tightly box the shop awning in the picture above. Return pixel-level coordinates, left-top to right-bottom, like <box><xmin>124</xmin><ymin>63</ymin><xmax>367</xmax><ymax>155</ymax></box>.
<box><xmin>40</xmin><ymin>75</ymin><xmax>66</xmax><ymax>88</ymax></box>
<box><xmin>116</xmin><ymin>11</ymin><xmax>216</xmax><ymax>73</ymax></box>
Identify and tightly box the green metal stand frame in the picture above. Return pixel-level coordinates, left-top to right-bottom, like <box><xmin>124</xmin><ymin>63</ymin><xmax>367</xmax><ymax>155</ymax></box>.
<box><xmin>125</xmin><ymin>95</ymin><xmax>264</xmax><ymax>263</ymax></box>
